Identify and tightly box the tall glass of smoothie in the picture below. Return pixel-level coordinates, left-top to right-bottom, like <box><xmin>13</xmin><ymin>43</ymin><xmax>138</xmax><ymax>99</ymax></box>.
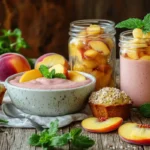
<box><xmin>119</xmin><ymin>29</ymin><xmax>150</xmax><ymax>107</ymax></box>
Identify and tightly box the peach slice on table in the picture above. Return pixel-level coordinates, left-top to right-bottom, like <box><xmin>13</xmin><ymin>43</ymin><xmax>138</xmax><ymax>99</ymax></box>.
<box><xmin>19</xmin><ymin>69</ymin><xmax>43</xmax><ymax>83</ymax></box>
<box><xmin>118</xmin><ymin>123</ymin><xmax>150</xmax><ymax>145</ymax></box>
<box><xmin>49</xmin><ymin>64</ymin><xmax>68</xmax><ymax>77</ymax></box>
<box><xmin>82</xmin><ymin>117</ymin><xmax>123</xmax><ymax>133</ymax></box>
<box><xmin>35</xmin><ymin>53</ymin><xmax>69</xmax><ymax>70</ymax></box>
<box><xmin>89</xmin><ymin>41</ymin><xmax>110</xmax><ymax>56</ymax></box>
<box><xmin>68</xmin><ymin>71</ymin><xmax>86</xmax><ymax>82</ymax></box>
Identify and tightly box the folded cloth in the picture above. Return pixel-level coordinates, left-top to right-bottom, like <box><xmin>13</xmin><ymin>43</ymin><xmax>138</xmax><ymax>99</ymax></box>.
<box><xmin>0</xmin><ymin>94</ymin><xmax>92</xmax><ymax>128</ymax></box>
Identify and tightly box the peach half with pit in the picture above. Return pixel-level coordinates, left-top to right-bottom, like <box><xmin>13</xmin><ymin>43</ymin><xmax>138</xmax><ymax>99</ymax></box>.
<box><xmin>118</xmin><ymin>123</ymin><xmax>150</xmax><ymax>145</ymax></box>
<box><xmin>0</xmin><ymin>53</ymin><xmax>31</xmax><ymax>81</ymax></box>
<box><xmin>35</xmin><ymin>53</ymin><xmax>69</xmax><ymax>70</ymax></box>
<box><xmin>82</xmin><ymin>117</ymin><xmax>123</xmax><ymax>133</ymax></box>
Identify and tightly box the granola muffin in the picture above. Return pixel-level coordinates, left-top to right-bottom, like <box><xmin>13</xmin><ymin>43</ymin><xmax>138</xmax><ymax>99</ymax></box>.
<box><xmin>0</xmin><ymin>83</ymin><xmax>6</xmax><ymax>105</ymax></box>
<box><xmin>89</xmin><ymin>87</ymin><xmax>132</xmax><ymax>120</ymax></box>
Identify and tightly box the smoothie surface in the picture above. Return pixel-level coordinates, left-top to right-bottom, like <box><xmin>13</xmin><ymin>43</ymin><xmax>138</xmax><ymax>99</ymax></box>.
<box><xmin>9</xmin><ymin>76</ymin><xmax>91</xmax><ymax>90</ymax></box>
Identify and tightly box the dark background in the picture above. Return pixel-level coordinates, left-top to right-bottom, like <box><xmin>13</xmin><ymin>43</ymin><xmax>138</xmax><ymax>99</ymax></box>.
<box><xmin>0</xmin><ymin>0</ymin><xmax>149</xmax><ymax>58</ymax></box>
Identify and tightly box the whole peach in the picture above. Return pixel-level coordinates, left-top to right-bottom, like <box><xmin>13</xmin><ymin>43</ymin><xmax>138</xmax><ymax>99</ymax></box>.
<box><xmin>35</xmin><ymin>53</ymin><xmax>69</xmax><ymax>69</ymax></box>
<box><xmin>0</xmin><ymin>53</ymin><xmax>31</xmax><ymax>81</ymax></box>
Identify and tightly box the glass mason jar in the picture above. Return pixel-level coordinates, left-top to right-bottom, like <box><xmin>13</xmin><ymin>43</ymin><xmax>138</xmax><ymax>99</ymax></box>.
<box><xmin>68</xmin><ymin>19</ymin><xmax>116</xmax><ymax>90</ymax></box>
<box><xmin>119</xmin><ymin>30</ymin><xmax>150</xmax><ymax>107</ymax></box>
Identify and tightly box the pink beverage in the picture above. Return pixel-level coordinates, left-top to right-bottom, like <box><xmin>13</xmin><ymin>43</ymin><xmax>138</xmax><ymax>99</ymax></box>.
<box><xmin>119</xmin><ymin>30</ymin><xmax>150</xmax><ymax>107</ymax></box>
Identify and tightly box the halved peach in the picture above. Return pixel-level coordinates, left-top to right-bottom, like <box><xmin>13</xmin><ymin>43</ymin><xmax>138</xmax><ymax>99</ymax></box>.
<box><xmin>35</xmin><ymin>53</ymin><xmax>69</xmax><ymax>70</ymax></box>
<box><xmin>89</xmin><ymin>41</ymin><xmax>110</xmax><ymax>56</ymax></box>
<box><xmin>82</xmin><ymin>117</ymin><xmax>123</xmax><ymax>133</ymax></box>
<box><xmin>118</xmin><ymin>123</ymin><xmax>150</xmax><ymax>145</ymax></box>
<box><xmin>19</xmin><ymin>69</ymin><xmax>43</xmax><ymax>83</ymax></box>
<box><xmin>49</xmin><ymin>64</ymin><xmax>68</xmax><ymax>77</ymax></box>
<box><xmin>68</xmin><ymin>71</ymin><xmax>86</xmax><ymax>82</ymax></box>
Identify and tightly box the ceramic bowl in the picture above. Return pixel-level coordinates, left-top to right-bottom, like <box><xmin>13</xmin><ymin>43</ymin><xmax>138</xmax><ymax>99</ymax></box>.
<box><xmin>5</xmin><ymin>72</ymin><xmax>96</xmax><ymax>116</ymax></box>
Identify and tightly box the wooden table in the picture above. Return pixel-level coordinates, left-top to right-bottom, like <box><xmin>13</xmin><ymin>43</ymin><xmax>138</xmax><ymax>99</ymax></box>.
<box><xmin>0</xmin><ymin>109</ymin><xmax>150</xmax><ymax>150</ymax></box>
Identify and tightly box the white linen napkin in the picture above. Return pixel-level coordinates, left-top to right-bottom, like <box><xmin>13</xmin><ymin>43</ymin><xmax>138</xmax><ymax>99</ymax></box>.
<box><xmin>0</xmin><ymin>94</ymin><xmax>92</xmax><ymax>128</ymax></box>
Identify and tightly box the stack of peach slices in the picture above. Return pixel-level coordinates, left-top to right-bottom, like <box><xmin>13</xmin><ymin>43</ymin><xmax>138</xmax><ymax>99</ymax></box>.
<box><xmin>18</xmin><ymin>53</ymin><xmax>88</xmax><ymax>83</ymax></box>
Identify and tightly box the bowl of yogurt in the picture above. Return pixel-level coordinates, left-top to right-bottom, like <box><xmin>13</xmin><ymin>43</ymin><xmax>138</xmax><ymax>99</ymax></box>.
<box><xmin>5</xmin><ymin>71</ymin><xmax>96</xmax><ymax>116</ymax></box>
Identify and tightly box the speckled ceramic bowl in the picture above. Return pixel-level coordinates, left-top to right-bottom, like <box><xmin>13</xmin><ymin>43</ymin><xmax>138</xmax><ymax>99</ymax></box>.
<box><xmin>5</xmin><ymin>72</ymin><xmax>95</xmax><ymax>116</ymax></box>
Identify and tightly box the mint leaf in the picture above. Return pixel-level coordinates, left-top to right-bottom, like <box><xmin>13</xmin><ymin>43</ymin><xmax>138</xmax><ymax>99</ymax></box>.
<box><xmin>48</xmin><ymin>119</ymin><xmax>59</xmax><ymax>136</ymax></box>
<box><xmin>116</xmin><ymin>18</ymin><xmax>144</xmax><ymax>29</ymax></box>
<box><xmin>39</xmin><ymin>65</ymin><xmax>67</xmax><ymax>79</ymax></box>
<box><xmin>28</xmin><ymin>134</ymin><xmax>41</xmax><ymax>146</ymax></box>
<box><xmin>50</xmin><ymin>69</ymin><xmax>55</xmax><ymax>78</ymax></box>
<box><xmin>0</xmin><ymin>119</ymin><xmax>8</xmax><ymax>124</ymax></box>
<box><xmin>71</xmin><ymin>135</ymin><xmax>95</xmax><ymax>149</ymax></box>
<box><xmin>70</xmin><ymin>128</ymin><xmax>82</xmax><ymax>139</ymax></box>
<box><xmin>143</xmin><ymin>13</ymin><xmax>150</xmax><ymax>25</ymax></box>
<box><xmin>139</xmin><ymin>103</ymin><xmax>150</xmax><ymax>117</ymax></box>
<box><xmin>50</xmin><ymin>133</ymin><xmax>69</xmax><ymax>147</ymax></box>
<box><xmin>28</xmin><ymin>119</ymin><xmax>95</xmax><ymax>150</ymax></box>
<box><xmin>39</xmin><ymin>65</ymin><xmax>50</xmax><ymax>78</ymax></box>
<box><xmin>54</xmin><ymin>73</ymin><xmax>66</xmax><ymax>79</ymax></box>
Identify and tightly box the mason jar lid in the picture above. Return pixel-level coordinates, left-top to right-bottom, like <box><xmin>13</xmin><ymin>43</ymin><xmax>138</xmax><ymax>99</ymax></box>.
<box><xmin>69</xmin><ymin>19</ymin><xmax>116</xmax><ymax>38</ymax></box>
<box><xmin>119</xmin><ymin>30</ymin><xmax>149</xmax><ymax>49</ymax></box>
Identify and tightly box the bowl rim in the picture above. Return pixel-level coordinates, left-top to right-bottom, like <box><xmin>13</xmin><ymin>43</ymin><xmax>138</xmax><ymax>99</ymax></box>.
<box><xmin>5</xmin><ymin>71</ymin><xmax>96</xmax><ymax>92</ymax></box>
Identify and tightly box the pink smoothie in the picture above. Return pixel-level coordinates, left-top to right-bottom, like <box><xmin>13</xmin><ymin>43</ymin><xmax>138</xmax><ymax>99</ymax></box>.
<box><xmin>9</xmin><ymin>76</ymin><xmax>91</xmax><ymax>90</ymax></box>
<box><xmin>120</xmin><ymin>56</ymin><xmax>150</xmax><ymax>107</ymax></box>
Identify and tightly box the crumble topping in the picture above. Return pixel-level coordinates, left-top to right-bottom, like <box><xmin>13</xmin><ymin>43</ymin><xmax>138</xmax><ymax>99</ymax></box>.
<box><xmin>89</xmin><ymin>87</ymin><xmax>132</xmax><ymax>106</ymax></box>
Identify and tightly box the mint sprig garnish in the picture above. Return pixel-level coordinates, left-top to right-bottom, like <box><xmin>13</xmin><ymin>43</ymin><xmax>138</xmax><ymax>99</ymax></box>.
<box><xmin>28</xmin><ymin>119</ymin><xmax>95</xmax><ymax>150</ymax></box>
<box><xmin>139</xmin><ymin>103</ymin><xmax>150</xmax><ymax>117</ymax></box>
<box><xmin>39</xmin><ymin>65</ymin><xmax>66</xmax><ymax>79</ymax></box>
<box><xmin>0</xmin><ymin>119</ymin><xmax>8</xmax><ymax>124</ymax></box>
<box><xmin>116</xmin><ymin>13</ymin><xmax>150</xmax><ymax>33</ymax></box>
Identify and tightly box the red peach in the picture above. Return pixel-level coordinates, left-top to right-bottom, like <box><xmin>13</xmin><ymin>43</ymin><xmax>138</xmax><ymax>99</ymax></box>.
<box><xmin>0</xmin><ymin>53</ymin><xmax>31</xmax><ymax>81</ymax></box>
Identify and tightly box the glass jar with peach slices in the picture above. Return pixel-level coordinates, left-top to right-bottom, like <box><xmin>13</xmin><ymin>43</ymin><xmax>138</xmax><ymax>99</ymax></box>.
<box><xmin>119</xmin><ymin>29</ymin><xmax>150</xmax><ymax>107</ymax></box>
<box><xmin>69</xmin><ymin>20</ymin><xmax>116</xmax><ymax>90</ymax></box>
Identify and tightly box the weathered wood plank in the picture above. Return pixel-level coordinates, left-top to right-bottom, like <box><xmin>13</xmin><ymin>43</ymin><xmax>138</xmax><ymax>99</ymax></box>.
<box><xmin>0</xmin><ymin>128</ymin><xmax>35</xmax><ymax>150</ymax></box>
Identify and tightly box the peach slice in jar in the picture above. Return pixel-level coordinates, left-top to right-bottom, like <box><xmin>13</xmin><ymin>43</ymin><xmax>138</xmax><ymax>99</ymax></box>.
<box><xmin>19</xmin><ymin>69</ymin><xmax>43</xmax><ymax>83</ymax></box>
<box><xmin>82</xmin><ymin>117</ymin><xmax>123</xmax><ymax>133</ymax></box>
<box><xmin>118</xmin><ymin>123</ymin><xmax>150</xmax><ymax>145</ymax></box>
<box><xmin>86</xmin><ymin>25</ymin><xmax>104</xmax><ymax>36</ymax></box>
<box><xmin>140</xmin><ymin>55</ymin><xmax>150</xmax><ymax>60</ymax></box>
<box><xmin>84</xmin><ymin>49</ymin><xmax>99</xmax><ymax>59</ymax></box>
<box><xmin>89</xmin><ymin>41</ymin><xmax>110</xmax><ymax>56</ymax></box>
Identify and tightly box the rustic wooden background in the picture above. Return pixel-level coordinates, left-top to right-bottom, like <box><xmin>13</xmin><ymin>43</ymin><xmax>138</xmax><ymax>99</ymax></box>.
<box><xmin>0</xmin><ymin>0</ymin><xmax>149</xmax><ymax>58</ymax></box>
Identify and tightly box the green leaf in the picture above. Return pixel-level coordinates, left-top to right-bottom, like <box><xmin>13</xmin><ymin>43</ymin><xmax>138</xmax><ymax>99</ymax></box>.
<box><xmin>116</xmin><ymin>18</ymin><xmax>144</xmax><ymax>29</ymax></box>
<box><xmin>50</xmin><ymin>133</ymin><xmax>69</xmax><ymax>147</ymax></box>
<box><xmin>54</xmin><ymin>73</ymin><xmax>66</xmax><ymax>79</ymax></box>
<box><xmin>13</xmin><ymin>28</ymin><xmax>22</xmax><ymax>37</ymax></box>
<box><xmin>39</xmin><ymin>129</ymin><xmax>51</xmax><ymax>145</ymax></box>
<box><xmin>71</xmin><ymin>135</ymin><xmax>95</xmax><ymax>149</ymax></box>
<box><xmin>70</xmin><ymin>128</ymin><xmax>82</xmax><ymax>139</ymax></box>
<box><xmin>28</xmin><ymin>134</ymin><xmax>41</xmax><ymax>146</ymax></box>
<box><xmin>39</xmin><ymin>65</ymin><xmax>50</xmax><ymax>78</ymax></box>
<box><xmin>139</xmin><ymin>103</ymin><xmax>150</xmax><ymax>117</ymax></box>
<box><xmin>48</xmin><ymin>119</ymin><xmax>59</xmax><ymax>136</ymax></box>
<box><xmin>50</xmin><ymin>69</ymin><xmax>55</xmax><ymax>78</ymax></box>
<box><xmin>0</xmin><ymin>119</ymin><xmax>8</xmax><ymax>124</ymax></box>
